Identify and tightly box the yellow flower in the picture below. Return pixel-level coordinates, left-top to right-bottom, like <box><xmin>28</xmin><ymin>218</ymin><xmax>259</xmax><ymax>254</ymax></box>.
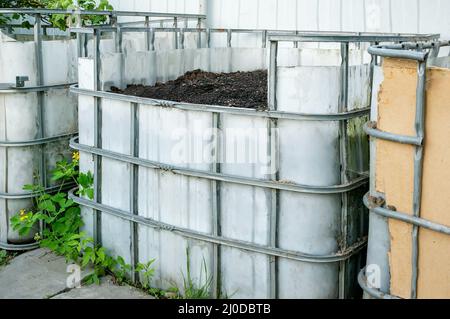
<box><xmin>34</xmin><ymin>233</ymin><xmax>41</xmax><ymax>241</ymax></box>
<box><xmin>72</xmin><ymin>151</ymin><xmax>80</xmax><ymax>161</ymax></box>
<box><xmin>19</xmin><ymin>209</ymin><xmax>26</xmax><ymax>216</ymax></box>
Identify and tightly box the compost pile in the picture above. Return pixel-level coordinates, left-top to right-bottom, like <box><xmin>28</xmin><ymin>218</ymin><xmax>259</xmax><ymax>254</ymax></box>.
<box><xmin>111</xmin><ymin>70</ymin><xmax>268</xmax><ymax>109</ymax></box>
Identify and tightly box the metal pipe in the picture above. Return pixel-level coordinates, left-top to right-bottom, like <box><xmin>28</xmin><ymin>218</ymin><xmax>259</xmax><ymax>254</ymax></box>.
<box><xmin>267</xmin><ymin>39</ymin><xmax>279</xmax><ymax>299</ymax></box>
<box><xmin>69</xmin><ymin>189</ymin><xmax>367</xmax><ymax>264</ymax></box>
<box><xmin>34</xmin><ymin>13</ymin><xmax>46</xmax><ymax>190</ymax></box>
<box><xmin>338</xmin><ymin>42</ymin><xmax>350</xmax><ymax>299</ymax></box>
<box><xmin>92</xmin><ymin>29</ymin><xmax>102</xmax><ymax>246</ymax></box>
<box><xmin>358</xmin><ymin>268</ymin><xmax>401</xmax><ymax>299</ymax></box>
<box><xmin>0</xmin><ymin>133</ymin><xmax>76</xmax><ymax>147</ymax></box>
<box><xmin>368</xmin><ymin>47</ymin><xmax>428</xmax><ymax>61</ymax></box>
<box><xmin>129</xmin><ymin>102</ymin><xmax>139</xmax><ymax>283</ymax></box>
<box><xmin>174</xmin><ymin>17</ymin><xmax>178</xmax><ymax>50</ymax></box>
<box><xmin>363</xmin><ymin>193</ymin><xmax>450</xmax><ymax>236</ymax></box>
<box><xmin>0</xmin><ymin>8</ymin><xmax>207</xmax><ymax>20</ymax></box>
<box><xmin>364</xmin><ymin>122</ymin><xmax>423</xmax><ymax>146</ymax></box>
<box><xmin>70</xmin><ymin>137</ymin><xmax>368</xmax><ymax>195</ymax></box>
<box><xmin>211</xmin><ymin>112</ymin><xmax>221</xmax><ymax>298</ymax></box>
<box><xmin>410</xmin><ymin>60</ymin><xmax>427</xmax><ymax>299</ymax></box>
<box><xmin>0</xmin><ymin>183</ymin><xmax>76</xmax><ymax>200</ymax></box>
<box><xmin>70</xmin><ymin>85</ymin><xmax>370</xmax><ymax>121</ymax></box>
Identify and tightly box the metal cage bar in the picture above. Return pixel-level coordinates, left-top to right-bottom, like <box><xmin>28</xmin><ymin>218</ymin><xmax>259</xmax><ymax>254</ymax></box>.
<box><xmin>362</xmin><ymin>40</ymin><xmax>450</xmax><ymax>299</ymax></box>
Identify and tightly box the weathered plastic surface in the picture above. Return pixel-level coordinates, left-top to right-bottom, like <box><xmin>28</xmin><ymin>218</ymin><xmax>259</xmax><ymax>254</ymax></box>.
<box><xmin>78</xmin><ymin>46</ymin><xmax>369</xmax><ymax>298</ymax></box>
<box><xmin>0</xmin><ymin>35</ymin><xmax>78</xmax><ymax>244</ymax></box>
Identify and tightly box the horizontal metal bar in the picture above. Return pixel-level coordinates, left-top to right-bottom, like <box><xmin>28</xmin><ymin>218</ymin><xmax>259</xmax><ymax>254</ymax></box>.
<box><xmin>69</xmin><ymin>189</ymin><xmax>367</xmax><ymax>263</ymax></box>
<box><xmin>0</xmin><ymin>241</ymin><xmax>40</xmax><ymax>251</ymax></box>
<box><xmin>0</xmin><ymin>8</ymin><xmax>206</xmax><ymax>20</ymax></box>
<box><xmin>368</xmin><ymin>46</ymin><xmax>429</xmax><ymax>61</ymax></box>
<box><xmin>67</xmin><ymin>26</ymin><xmax>439</xmax><ymax>46</ymax></box>
<box><xmin>0</xmin><ymin>132</ymin><xmax>76</xmax><ymax>147</ymax></box>
<box><xmin>378</xmin><ymin>40</ymin><xmax>450</xmax><ymax>51</ymax></box>
<box><xmin>364</xmin><ymin>122</ymin><xmax>423</xmax><ymax>146</ymax></box>
<box><xmin>268</xmin><ymin>33</ymin><xmax>440</xmax><ymax>43</ymax></box>
<box><xmin>71</xmin><ymin>137</ymin><xmax>368</xmax><ymax>195</ymax></box>
<box><xmin>363</xmin><ymin>193</ymin><xmax>450</xmax><ymax>236</ymax></box>
<box><xmin>0</xmin><ymin>82</ymin><xmax>75</xmax><ymax>93</ymax></box>
<box><xmin>0</xmin><ymin>182</ymin><xmax>76</xmax><ymax>200</ymax></box>
<box><xmin>71</xmin><ymin>85</ymin><xmax>370</xmax><ymax>121</ymax></box>
<box><xmin>358</xmin><ymin>268</ymin><xmax>401</xmax><ymax>299</ymax></box>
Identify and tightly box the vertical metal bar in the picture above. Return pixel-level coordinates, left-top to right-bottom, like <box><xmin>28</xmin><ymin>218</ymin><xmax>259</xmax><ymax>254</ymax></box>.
<box><xmin>144</xmin><ymin>16</ymin><xmax>150</xmax><ymax>51</ymax></box>
<box><xmin>174</xmin><ymin>17</ymin><xmax>178</xmax><ymax>50</ymax></box>
<box><xmin>34</xmin><ymin>12</ymin><xmax>46</xmax><ymax>240</ymax></box>
<box><xmin>129</xmin><ymin>102</ymin><xmax>139</xmax><ymax>283</ymax></box>
<box><xmin>430</xmin><ymin>43</ymin><xmax>440</xmax><ymax>58</ymax></box>
<box><xmin>268</xmin><ymin>40</ymin><xmax>279</xmax><ymax>299</ymax></box>
<box><xmin>34</xmin><ymin>14</ymin><xmax>45</xmax><ymax>190</ymax></box>
<box><xmin>197</xmin><ymin>17</ymin><xmax>202</xmax><ymax>49</ymax></box>
<box><xmin>262</xmin><ymin>30</ymin><xmax>267</xmax><ymax>49</ymax></box>
<box><xmin>227</xmin><ymin>29</ymin><xmax>232</xmax><ymax>48</ymax></box>
<box><xmin>93</xmin><ymin>29</ymin><xmax>102</xmax><ymax>246</ymax></box>
<box><xmin>180</xmin><ymin>28</ymin><xmax>185</xmax><ymax>50</ymax></box>
<box><xmin>75</xmin><ymin>12</ymin><xmax>84</xmax><ymax>57</ymax></box>
<box><xmin>338</xmin><ymin>41</ymin><xmax>349</xmax><ymax>299</ymax></box>
<box><xmin>115</xmin><ymin>27</ymin><xmax>123</xmax><ymax>89</ymax></box>
<box><xmin>268</xmin><ymin>41</ymin><xmax>278</xmax><ymax>110</ymax></box>
<box><xmin>211</xmin><ymin>112</ymin><xmax>221</xmax><ymax>298</ymax></box>
<box><xmin>411</xmin><ymin>60</ymin><xmax>427</xmax><ymax>299</ymax></box>
<box><xmin>293</xmin><ymin>31</ymin><xmax>299</xmax><ymax>48</ymax></box>
<box><xmin>367</xmin><ymin>42</ymin><xmax>378</xmax><ymax>112</ymax></box>
<box><xmin>83</xmin><ymin>32</ymin><xmax>88</xmax><ymax>57</ymax></box>
<box><xmin>206</xmin><ymin>28</ymin><xmax>211</xmax><ymax>49</ymax></box>
<box><xmin>149</xmin><ymin>28</ymin><xmax>155</xmax><ymax>52</ymax></box>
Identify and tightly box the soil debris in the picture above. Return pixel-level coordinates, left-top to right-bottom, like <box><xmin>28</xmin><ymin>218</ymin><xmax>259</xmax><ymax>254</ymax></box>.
<box><xmin>110</xmin><ymin>69</ymin><xmax>268</xmax><ymax>109</ymax></box>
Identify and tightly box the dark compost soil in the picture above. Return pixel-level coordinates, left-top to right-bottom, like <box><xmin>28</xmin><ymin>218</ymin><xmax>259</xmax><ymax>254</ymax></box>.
<box><xmin>110</xmin><ymin>69</ymin><xmax>268</xmax><ymax>109</ymax></box>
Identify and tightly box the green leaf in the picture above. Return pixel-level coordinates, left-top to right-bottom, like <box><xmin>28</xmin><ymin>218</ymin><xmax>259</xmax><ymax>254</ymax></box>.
<box><xmin>39</xmin><ymin>200</ymin><xmax>56</xmax><ymax>213</ymax></box>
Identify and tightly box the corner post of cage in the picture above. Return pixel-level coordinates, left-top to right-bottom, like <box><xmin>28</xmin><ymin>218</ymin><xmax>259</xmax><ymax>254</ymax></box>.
<box><xmin>33</xmin><ymin>13</ymin><xmax>47</xmax><ymax>241</ymax></box>
<box><xmin>128</xmin><ymin>101</ymin><xmax>139</xmax><ymax>283</ymax></box>
<box><xmin>92</xmin><ymin>28</ymin><xmax>103</xmax><ymax>246</ymax></box>
<box><xmin>268</xmin><ymin>39</ymin><xmax>279</xmax><ymax>299</ymax></box>
<box><xmin>338</xmin><ymin>41</ymin><xmax>350</xmax><ymax>299</ymax></box>
<box><xmin>410</xmin><ymin>55</ymin><xmax>428</xmax><ymax>299</ymax></box>
<box><xmin>211</xmin><ymin>110</ymin><xmax>221</xmax><ymax>298</ymax></box>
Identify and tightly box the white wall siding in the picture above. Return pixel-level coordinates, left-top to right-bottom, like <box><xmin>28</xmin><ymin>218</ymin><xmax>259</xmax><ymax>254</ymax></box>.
<box><xmin>110</xmin><ymin>0</ymin><xmax>449</xmax><ymax>39</ymax></box>
<box><xmin>109</xmin><ymin>0</ymin><xmax>204</xmax><ymax>14</ymax></box>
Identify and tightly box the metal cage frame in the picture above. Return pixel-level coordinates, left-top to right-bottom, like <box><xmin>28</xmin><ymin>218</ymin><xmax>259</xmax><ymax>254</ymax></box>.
<box><xmin>359</xmin><ymin>40</ymin><xmax>450</xmax><ymax>299</ymax></box>
<box><xmin>68</xmin><ymin>26</ymin><xmax>439</xmax><ymax>298</ymax></box>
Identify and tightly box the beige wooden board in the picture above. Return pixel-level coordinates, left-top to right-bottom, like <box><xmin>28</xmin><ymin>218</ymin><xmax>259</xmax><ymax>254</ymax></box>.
<box><xmin>375</xmin><ymin>58</ymin><xmax>450</xmax><ymax>298</ymax></box>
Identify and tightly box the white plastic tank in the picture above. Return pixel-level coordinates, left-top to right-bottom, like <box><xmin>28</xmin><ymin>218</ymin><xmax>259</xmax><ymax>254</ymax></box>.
<box><xmin>0</xmin><ymin>31</ymin><xmax>78</xmax><ymax>250</ymax></box>
<box><xmin>72</xmin><ymin>29</ymin><xmax>373</xmax><ymax>298</ymax></box>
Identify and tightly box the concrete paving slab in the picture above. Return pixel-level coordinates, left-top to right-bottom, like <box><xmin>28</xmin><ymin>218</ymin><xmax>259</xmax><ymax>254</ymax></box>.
<box><xmin>0</xmin><ymin>248</ymin><xmax>152</xmax><ymax>299</ymax></box>
<box><xmin>0</xmin><ymin>248</ymin><xmax>86</xmax><ymax>299</ymax></box>
<box><xmin>52</xmin><ymin>276</ymin><xmax>154</xmax><ymax>299</ymax></box>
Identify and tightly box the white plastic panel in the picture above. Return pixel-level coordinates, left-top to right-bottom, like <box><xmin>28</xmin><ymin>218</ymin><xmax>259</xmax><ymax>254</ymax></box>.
<box><xmin>0</xmin><ymin>39</ymin><xmax>78</xmax><ymax>244</ymax></box>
